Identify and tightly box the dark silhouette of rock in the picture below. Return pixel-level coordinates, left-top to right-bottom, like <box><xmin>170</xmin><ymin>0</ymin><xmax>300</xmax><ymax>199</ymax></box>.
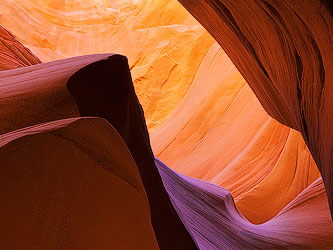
<box><xmin>67</xmin><ymin>55</ymin><xmax>197</xmax><ymax>249</ymax></box>
<box><xmin>0</xmin><ymin>117</ymin><xmax>160</xmax><ymax>250</ymax></box>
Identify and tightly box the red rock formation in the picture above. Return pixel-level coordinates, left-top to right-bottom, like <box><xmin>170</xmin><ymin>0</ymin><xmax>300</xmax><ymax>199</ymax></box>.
<box><xmin>0</xmin><ymin>29</ymin><xmax>195</xmax><ymax>247</ymax></box>
<box><xmin>156</xmin><ymin>158</ymin><xmax>333</xmax><ymax>249</ymax></box>
<box><xmin>0</xmin><ymin>53</ymin><xmax>111</xmax><ymax>134</ymax></box>
<box><xmin>0</xmin><ymin>25</ymin><xmax>40</xmax><ymax>70</ymax></box>
<box><xmin>151</xmin><ymin>42</ymin><xmax>321</xmax><ymax>224</ymax></box>
<box><xmin>66</xmin><ymin>55</ymin><xmax>197</xmax><ymax>249</ymax></box>
<box><xmin>178</xmin><ymin>0</ymin><xmax>333</xmax><ymax>218</ymax></box>
<box><xmin>1</xmin><ymin>1</ymin><xmax>328</xmax><ymax>226</ymax></box>
<box><xmin>0</xmin><ymin>2</ymin><xmax>332</xmax><ymax>249</ymax></box>
<box><xmin>0</xmin><ymin>118</ymin><xmax>159</xmax><ymax>250</ymax></box>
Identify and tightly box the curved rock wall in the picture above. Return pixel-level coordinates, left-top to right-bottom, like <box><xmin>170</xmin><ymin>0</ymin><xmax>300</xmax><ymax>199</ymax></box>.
<box><xmin>151</xmin><ymin>42</ymin><xmax>321</xmax><ymax>223</ymax></box>
<box><xmin>178</xmin><ymin>0</ymin><xmax>333</xmax><ymax>218</ymax></box>
<box><xmin>0</xmin><ymin>118</ymin><xmax>160</xmax><ymax>250</ymax></box>
<box><xmin>0</xmin><ymin>1</ymin><xmax>326</xmax><ymax>224</ymax></box>
<box><xmin>0</xmin><ymin>1</ymin><xmax>332</xmax><ymax>249</ymax></box>
<box><xmin>156</xmin><ymin>158</ymin><xmax>333</xmax><ymax>249</ymax></box>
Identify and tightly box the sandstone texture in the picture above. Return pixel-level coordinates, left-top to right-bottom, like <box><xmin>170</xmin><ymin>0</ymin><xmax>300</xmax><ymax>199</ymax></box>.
<box><xmin>0</xmin><ymin>0</ymin><xmax>332</xmax><ymax>249</ymax></box>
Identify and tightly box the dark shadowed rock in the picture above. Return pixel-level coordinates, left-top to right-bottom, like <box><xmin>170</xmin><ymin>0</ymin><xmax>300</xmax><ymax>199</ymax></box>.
<box><xmin>67</xmin><ymin>54</ymin><xmax>197</xmax><ymax>249</ymax></box>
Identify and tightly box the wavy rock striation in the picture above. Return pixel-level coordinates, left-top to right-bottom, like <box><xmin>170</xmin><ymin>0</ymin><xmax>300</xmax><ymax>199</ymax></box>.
<box><xmin>0</xmin><ymin>2</ymin><xmax>332</xmax><ymax>250</ymax></box>
<box><xmin>0</xmin><ymin>25</ymin><xmax>40</xmax><ymax>70</ymax></box>
<box><xmin>156</xmin><ymin>158</ymin><xmax>333</xmax><ymax>249</ymax></box>
<box><xmin>178</xmin><ymin>0</ymin><xmax>333</xmax><ymax>218</ymax></box>
<box><xmin>151</xmin><ymin>42</ymin><xmax>321</xmax><ymax>224</ymax></box>
<box><xmin>0</xmin><ymin>1</ymin><xmax>329</xmax><ymax>225</ymax></box>
<box><xmin>0</xmin><ymin>0</ymin><xmax>215</xmax><ymax>130</ymax></box>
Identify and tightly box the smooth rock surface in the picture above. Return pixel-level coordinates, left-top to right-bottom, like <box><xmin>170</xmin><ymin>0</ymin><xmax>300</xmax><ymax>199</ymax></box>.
<box><xmin>0</xmin><ymin>0</ymin><xmax>215</xmax><ymax>130</ymax></box>
<box><xmin>156</xmin><ymin>158</ymin><xmax>333</xmax><ymax>249</ymax></box>
<box><xmin>0</xmin><ymin>2</ymin><xmax>332</xmax><ymax>249</ymax></box>
<box><xmin>178</xmin><ymin>0</ymin><xmax>333</xmax><ymax>218</ymax></box>
<box><xmin>151</xmin><ymin>42</ymin><xmax>321</xmax><ymax>224</ymax></box>
<box><xmin>0</xmin><ymin>117</ymin><xmax>159</xmax><ymax>250</ymax></box>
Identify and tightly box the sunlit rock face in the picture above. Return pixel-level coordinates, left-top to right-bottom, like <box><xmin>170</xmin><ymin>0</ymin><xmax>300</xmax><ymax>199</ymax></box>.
<box><xmin>178</xmin><ymin>0</ymin><xmax>333</xmax><ymax>219</ymax></box>
<box><xmin>0</xmin><ymin>1</ymin><xmax>322</xmax><ymax>223</ymax></box>
<box><xmin>0</xmin><ymin>0</ymin><xmax>332</xmax><ymax>249</ymax></box>
<box><xmin>151</xmin><ymin>42</ymin><xmax>321</xmax><ymax>224</ymax></box>
<box><xmin>0</xmin><ymin>0</ymin><xmax>214</xmax><ymax>130</ymax></box>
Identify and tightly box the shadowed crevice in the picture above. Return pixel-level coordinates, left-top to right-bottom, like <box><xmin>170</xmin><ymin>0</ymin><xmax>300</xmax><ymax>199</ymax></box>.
<box><xmin>66</xmin><ymin>54</ymin><xmax>198</xmax><ymax>250</ymax></box>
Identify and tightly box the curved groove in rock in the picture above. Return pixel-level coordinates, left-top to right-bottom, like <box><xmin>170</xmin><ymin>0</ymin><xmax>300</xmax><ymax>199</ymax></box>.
<box><xmin>156</xmin><ymin>158</ymin><xmax>333</xmax><ymax>249</ymax></box>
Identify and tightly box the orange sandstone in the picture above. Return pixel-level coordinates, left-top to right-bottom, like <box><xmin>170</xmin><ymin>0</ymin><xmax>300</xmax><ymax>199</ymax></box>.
<box><xmin>151</xmin><ymin>42</ymin><xmax>320</xmax><ymax>223</ymax></box>
<box><xmin>0</xmin><ymin>0</ymin><xmax>215</xmax><ymax>130</ymax></box>
<box><xmin>0</xmin><ymin>0</ymin><xmax>330</xmax><ymax>231</ymax></box>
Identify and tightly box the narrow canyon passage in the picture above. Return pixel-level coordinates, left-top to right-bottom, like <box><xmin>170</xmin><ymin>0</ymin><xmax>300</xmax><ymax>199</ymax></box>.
<box><xmin>0</xmin><ymin>0</ymin><xmax>332</xmax><ymax>249</ymax></box>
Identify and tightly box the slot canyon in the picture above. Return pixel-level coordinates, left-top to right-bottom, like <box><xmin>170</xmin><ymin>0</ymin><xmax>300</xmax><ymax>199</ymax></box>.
<box><xmin>0</xmin><ymin>0</ymin><xmax>332</xmax><ymax>249</ymax></box>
